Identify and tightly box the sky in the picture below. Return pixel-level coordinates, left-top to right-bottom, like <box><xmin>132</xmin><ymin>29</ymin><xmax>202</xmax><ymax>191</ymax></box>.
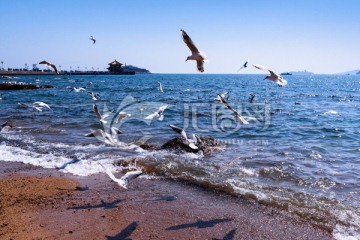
<box><xmin>0</xmin><ymin>0</ymin><xmax>359</xmax><ymax>74</ymax></box>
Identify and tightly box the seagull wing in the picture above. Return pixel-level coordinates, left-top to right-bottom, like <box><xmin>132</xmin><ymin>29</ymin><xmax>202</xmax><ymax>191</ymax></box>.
<box><xmin>50</xmin><ymin>64</ymin><xmax>58</xmax><ymax>74</ymax></box>
<box><xmin>269</xmin><ymin>69</ymin><xmax>279</xmax><ymax>79</ymax></box>
<box><xmin>34</xmin><ymin>102</ymin><xmax>51</xmax><ymax>110</ymax></box>
<box><xmin>158</xmin><ymin>82</ymin><xmax>163</xmax><ymax>92</ymax></box>
<box><xmin>110</xmin><ymin>127</ymin><xmax>122</xmax><ymax>135</ymax></box>
<box><xmin>39</xmin><ymin>60</ymin><xmax>50</xmax><ymax>65</ymax></box>
<box><xmin>169</xmin><ymin>124</ymin><xmax>188</xmax><ymax>141</ymax></box>
<box><xmin>145</xmin><ymin>111</ymin><xmax>158</xmax><ymax>120</ymax></box>
<box><xmin>99</xmin><ymin>163</ymin><xmax>121</xmax><ymax>183</ymax></box>
<box><xmin>218</xmin><ymin>95</ymin><xmax>238</xmax><ymax>114</ymax></box>
<box><xmin>196</xmin><ymin>60</ymin><xmax>204</xmax><ymax>72</ymax></box>
<box><xmin>18</xmin><ymin>102</ymin><xmax>30</xmax><ymax>108</ymax></box>
<box><xmin>253</xmin><ymin>64</ymin><xmax>269</xmax><ymax>71</ymax></box>
<box><xmin>218</xmin><ymin>95</ymin><xmax>249</xmax><ymax>124</ymax></box>
<box><xmin>115</xmin><ymin>112</ymin><xmax>129</xmax><ymax>123</ymax></box>
<box><xmin>120</xmin><ymin>171</ymin><xmax>143</xmax><ymax>182</ymax></box>
<box><xmin>237</xmin><ymin>61</ymin><xmax>248</xmax><ymax>72</ymax></box>
<box><xmin>181</xmin><ymin>29</ymin><xmax>200</xmax><ymax>54</ymax></box>
<box><xmin>159</xmin><ymin>105</ymin><xmax>168</xmax><ymax>112</ymax></box>
<box><xmin>93</xmin><ymin>104</ymin><xmax>102</xmax><ymax>121</ymax></box>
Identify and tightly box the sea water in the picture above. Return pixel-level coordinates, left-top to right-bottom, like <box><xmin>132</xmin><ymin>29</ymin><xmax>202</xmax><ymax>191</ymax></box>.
<box><xmin>0</xmin><ymin>74</ymin><xmax>359</xmax><ymax>239</ymax></box>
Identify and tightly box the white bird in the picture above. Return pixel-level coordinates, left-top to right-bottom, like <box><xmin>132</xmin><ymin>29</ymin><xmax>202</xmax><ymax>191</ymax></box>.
<box><xmin>33</xmin><ymin>101</ymin><xmax>52</xmax><ymax>110</ymax></box>
<box><xmin>158</xmin><ymin>81</ymin><xmax>164</xmax><ymax>93</ymax></box>
<box><xmin>214</xmin><ymin>91</ymin><xmax>230</xmax><ymax>102</ymax></box>
<box><xmin>181</xmin><ymin>29</ymin><xmax>207</xmax><ymax>72</ymax></box>
<box><xmin>110</xmin><ymin>126</ymin><xmax>122</xmax><ymax>136</ymax></box>
<box><xmin>145</xmin><ymin>105</ymin><xmax>168</xmax><ymax>121</ymax></box>
<box><xmin>39</xmin><ymin>60</ymin><xmax>58</xmax><ymax>74</ymax></box>
<box><xmin>90</xmin><ymin>36</ymin><xmax>96</xmax><ymax>44</ymax></box>
<box><xmin>18</xmin><ymin>102</ymin><xmax>43</xmax><ymax>112</ymax></box>
<box><xmin>99</xmin><ymin>163</ymin><xmax>142</xmax><ymax>189</ymax></box>
<box><xmin>169</xmin><ymin>124</ymin><xmax>198</xmax><ymax>150</ymax></box>
<box><xmin>88</xmin><ymin>91</ymin><xmax>100</xmax><ymax>100</ymax></box>
<box><xmin>93</xmin><ymin>104</ymin><xmax>109</xmax><ymax>124</ymax></box>
<box><xmin>217</xmin><ymin>95</ymin><xmax>249</xmax><ymax>125</ymax></box>
<box><xmin>253</xmin><ymin>64</ymin><xmax>287</xmax><ymax>86</ymax></box>
<box><xmin>69</xmin><ymin>87</ymin><xmax>87</xmax><ymax>92</ymax></box>
<box><xmin>115</xmin><ymin>112</ymin><xmax>131</xmax><ymax>123</ymax></box>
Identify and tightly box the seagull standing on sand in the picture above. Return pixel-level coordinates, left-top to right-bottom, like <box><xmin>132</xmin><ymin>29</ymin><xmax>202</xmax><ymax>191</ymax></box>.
<box><xmin>237</xmin><ymin>61</ymin><xmax>248</xmax><ymax>72</ymax></box>
<box><xmin>253</xmin><ymin>64</ymin><xmax>287</xmax><ymax>86</ymax></box>
<box><xmin>217</xmin><ymin>95</ymin><xmax>249</xmax><ymax>125</ymax></box>
<box><xmin>169</xmin><ymin>124</ymin><xmax>199</xmax><ymax>150</ymax></box>
<box><xmin>180</xmin><ymin>29</ymin><xmax>207</xmax><ymax>72</ymax></box>
<box><xmin>90</xmin><ymin>36</ymin><xmax>96</xmax><ymax>44</ymax></box>
<box><xmin>39</xmin><ymin>60</ymin><xmax>58</xmax><ymax>74</ymax></box>
<box><xmin>99</xmin><ymin>163</ymin><xmax>143</xmax><ymax>189</ymax></box>
<box><xmin>158</xmin><ymin>81</ymin><xmax>164</xmax><ymax>93</ymax></box>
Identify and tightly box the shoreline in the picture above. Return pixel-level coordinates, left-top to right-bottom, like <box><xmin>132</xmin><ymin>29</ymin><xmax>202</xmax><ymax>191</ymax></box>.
<box><xmin>0</xmin><ymin>161</ymin><xmax>333</xmax><ymax>240</ymax></box>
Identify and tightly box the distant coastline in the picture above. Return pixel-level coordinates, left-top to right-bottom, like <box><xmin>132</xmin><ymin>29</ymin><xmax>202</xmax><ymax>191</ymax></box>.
<box><xmin>0</xmin><ymin>63</ymin><xmax>150</xmax><ymax>76</ymax></box>
<box><xmin>0</xmin><ymin>70</ymin><xmax>141</xmax><ymax>76</ymax></box>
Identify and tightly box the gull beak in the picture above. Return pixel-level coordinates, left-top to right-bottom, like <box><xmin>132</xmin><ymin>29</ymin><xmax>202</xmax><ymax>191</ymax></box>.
<box><xmin>185</xmin><ymin>58</ymin><xmax>188</xmax><ymax>62</ymax></box>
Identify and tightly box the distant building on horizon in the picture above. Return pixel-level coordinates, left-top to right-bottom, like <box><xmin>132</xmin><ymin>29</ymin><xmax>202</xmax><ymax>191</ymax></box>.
<box><xmin>107</xmin><ymin>59</ymin><xmax>123</xmax><ymax>73</ymax></box>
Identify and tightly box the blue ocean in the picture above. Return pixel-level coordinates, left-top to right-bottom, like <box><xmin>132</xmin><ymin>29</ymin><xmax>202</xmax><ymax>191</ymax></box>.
<box><xmin>0</xmin><ymin>74</ymin><xmax>359</xmax><ymax>239</ymax></box>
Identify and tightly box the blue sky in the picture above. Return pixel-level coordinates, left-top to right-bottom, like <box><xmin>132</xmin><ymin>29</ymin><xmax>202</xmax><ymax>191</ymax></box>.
<box><xmin>1</xmin><ymin>0</ymin><xmax>359</xmax><ymax>74</ymax></box>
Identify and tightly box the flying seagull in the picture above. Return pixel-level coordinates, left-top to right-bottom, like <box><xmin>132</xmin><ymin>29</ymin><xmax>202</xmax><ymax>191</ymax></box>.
<box><xmin>33</xmin><ymin>101</ymin><xmax>52</xmax><ymax>111</ymax></box>
<box><xmin>90</xmin><ymin>36</ymin><xmax>96</xmax><ymax>44</ymax></box>
<box><xmin>85</xmin><ymin>129</ymin><xmax>119</xmax><ymax>145</ymax></box>
<box><xmin>39</xmin><ymin>60</ymin><xmax>58</xmax><ymax>74</ymax></box>
<box><xmin>217</xmin><ymin>95</ymin><xmax>249</xmax><ymax>125</ymax></box>
<box><xmin>88</xmin><ymin>91</ymin><xmax>100</xmax><ymax>100</ymax></box>
<box><xmin>114</xmin><ymin>112</ymin><xmax>131</xmax><ymax>123</ymax></box>
<box><xmin>169</xmin><ymin>124</ymin><xmax>199</xmax><ymax>150</ymax></box>
<box><xmin>69</xmin><ymin>86</ymin><xmax>87</xmax><ymax>92</ymax></box>
<box><xmin>93</xmin><ymin>103</ymin><xmax>109</xmax><ymax>124</ymax></box>
<box><xmin>248</xmin><ymin>93</ymin><xmax>255</xmax><ymax>103</ymax></box>
<box><xmin>180</xmin><ymin>29</ymin><xmax>207</xmax><ymax>72</ymax></box>
<box><xmin>145</xmin><ymin>105</ymin><xmax>168</xmax><ymax>121</ymax></box>
<box><xmin>158</xmin><ymin>81</ymin><xmax>164</xmax><ymax>93</ymax></box>
<box><xmin>214</xmin><ymin>91</ymin><xmax>230</xmax><ymax>102</ymax></box>
<box><xmin>237</xmin><ymin>61</ymin><xmax>248</xmax><ymax>72</ymax></box>
<box><xmin>99</xmin><ymin>163</ymin><xmax>142</xmax><ymax>189</ymax></box>
<box><xmin>0</xmin><ymin>121</ymin><xmax>14</xmax><ymax>132</ymax></box>
<box><xmin>253</xmin><ymin>64</ymin><xmax>287</xmax><ymax>86</ymax></box>
<box><xmin>18</xmin><ymin>102</ymin><xmax>43</xmax><ymax>112</ymax></box>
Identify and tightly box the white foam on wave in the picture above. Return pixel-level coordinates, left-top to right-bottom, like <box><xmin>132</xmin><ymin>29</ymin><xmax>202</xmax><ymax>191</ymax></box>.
<box><xmin>332</xmin><ymin>209</ymin><xmax>360</xmax><ymax>240</ymax></box>
<box><xmin>226</xmin><ymin>179</ymin><xmax>268</xmax><ymax>201</ymax></box>
<box><xmin>0</xmin><ymin>142</ymin><xmax>132</xmax><ymax>177</ymax></box>
<box><xmin>0</xmin><ymin>143</ymin><xmax>72</xmax><ymax>169</ymax></box>
<box><xmin>239</xmin><ymin>167</ymin><xmax>257</xmax><ymax>176</ymax></box>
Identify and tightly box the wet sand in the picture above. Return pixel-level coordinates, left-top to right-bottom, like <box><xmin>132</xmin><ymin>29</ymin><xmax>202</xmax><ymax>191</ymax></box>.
<box><xmin>0</xmin><ymin>161</ymin><xmax>333</xmax><ymax>240</ymax></box>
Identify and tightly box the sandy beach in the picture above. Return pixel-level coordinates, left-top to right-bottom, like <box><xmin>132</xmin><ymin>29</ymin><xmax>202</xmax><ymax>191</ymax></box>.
<box><xmin>0</xmin><ymin>161</ymin><xmax>333</xmax><ymax>240</ymax></box>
